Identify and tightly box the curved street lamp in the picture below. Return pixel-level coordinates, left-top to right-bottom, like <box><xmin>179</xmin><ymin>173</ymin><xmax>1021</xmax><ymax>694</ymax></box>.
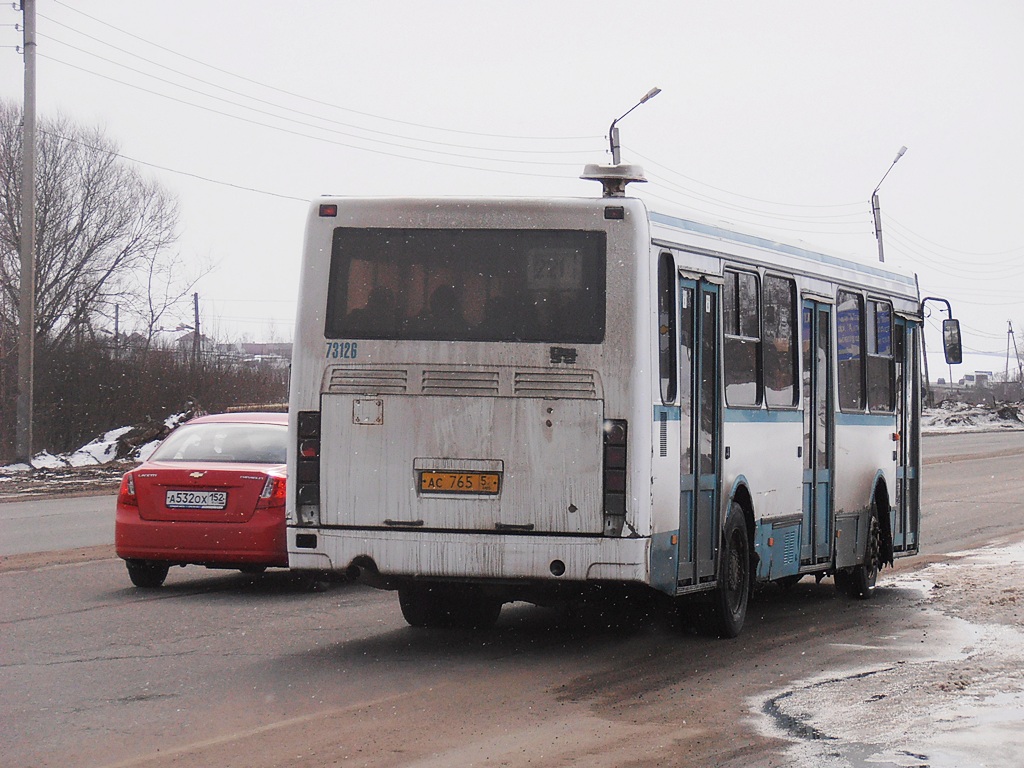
<box><xmin>609</xmin><ymin>87</ymin><xmax>661</xmax><ymax>165</ymax></box>
<box><xmin>871</xmin><ymin>146</ymin><xmax>907</xmax><ymax>263</ymax></box>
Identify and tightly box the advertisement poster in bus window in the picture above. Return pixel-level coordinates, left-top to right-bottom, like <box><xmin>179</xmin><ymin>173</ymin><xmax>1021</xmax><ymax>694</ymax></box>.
<box><xmin>836</xmin><ymin>294</ymin><xmax>861</xmax><ymax>362</ymax></box>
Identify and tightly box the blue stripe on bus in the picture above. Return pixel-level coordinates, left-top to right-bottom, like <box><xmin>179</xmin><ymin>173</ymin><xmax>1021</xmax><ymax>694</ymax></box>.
<box><xmin>723</xmin><ymin>408</ymin><xmax>803</xmax><ymax>424</ymax></box>
<box><xmin>835</xmin><ymin>412</ymin><xmax>897</xmax><ymax>427</ymax></box>
<box><xmin>649</xmin><ymin>211</ymin><xmax>917</xmax><ymax>287</ymax></box>
<box><xmin>657</xmin><ymin>405</ymin><xmax>896</xmax><ymax>427</ymax></box>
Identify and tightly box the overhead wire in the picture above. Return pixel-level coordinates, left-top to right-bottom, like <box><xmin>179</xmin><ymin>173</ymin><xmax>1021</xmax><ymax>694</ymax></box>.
<box><xmin>886</xmin><ymin>214</ymin><xmax>1024</xmax><ymax>260</ymax></box>
<box><xmin>37</xmin><ymin>126</ymin><xmax>309</xmax><ymax>202</ymax></box>
<box><xmin>35</xmin><ymin>18</ymin><xmax>598</xmax><ymax>157</ymax></box>
<box><xmin>883</xmin><ymin>229</ymin><xmax>1024</xmax><ymax>283</ymax></box>
<box><xmin>643</xmin><ymin>168</ymin><xmax>868</xmax><ymax>228</ymax></box>
<box><xmin>636</xmin><ymin>184</ymin><xmax>872</xmax><ymax>241</ymax></box>
<box><xmin>37</xmin><ymin>51</ymin><xmax>591</xmax><ymax>169</ymax></box>
<box><xmin>49</xmin><ymin>0</ymin><xmax>598</xmax><ymax>142</ymax></box>
<box><xmin>37</xmin><ymin>53</ymin><xmax>583</xmax><ymax>183</ymax></box>
<box><xmin>630</xmin><ymin>146</ymin><xmax>866</xmax><ymax>211</ymax></box>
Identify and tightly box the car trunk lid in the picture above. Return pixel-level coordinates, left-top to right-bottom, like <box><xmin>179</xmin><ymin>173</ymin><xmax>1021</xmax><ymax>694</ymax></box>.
<box><xmin>134</xmin><ymin>462</ymin><xmax>278</xmax><ymax>523</ymax></box>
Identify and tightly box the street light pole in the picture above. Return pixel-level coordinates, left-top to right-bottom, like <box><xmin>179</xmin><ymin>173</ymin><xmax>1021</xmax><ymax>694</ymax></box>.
<box><xmin>609</xmin><ymin>87</ymin><xmax>661</xmax><ymax>165</ymax></box>
<box><xmin>871</xmin><ymin>145</ymin><xmax>906</xmax><ymax>263</ymax></box>
<box><xmin>17</xmin><ymin>0</ymin><xmax>37</xmax><ymax>463</ymax></box>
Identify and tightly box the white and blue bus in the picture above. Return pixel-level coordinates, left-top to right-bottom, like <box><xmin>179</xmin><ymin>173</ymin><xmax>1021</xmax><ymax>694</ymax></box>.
<box><xmin>286</xmin><ymin>164</ymin><xmax>960</xmax><ymax>636</ymax></box>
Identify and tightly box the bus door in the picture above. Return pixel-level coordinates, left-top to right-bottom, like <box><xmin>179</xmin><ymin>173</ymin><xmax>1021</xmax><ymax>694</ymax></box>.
<box><xmin>893</xmin><ymin>318</ymin><xmax>920</xmax><ymax>551</ymax></box>
<box><xmin>801</xmin><ymin>300</ymin><xmax>833</xmax><ymax>565</ymax></box>
<box><xmin>676</xmin><ymin>278</ymin><xmax>720</xmax><ymax>587</ymax></box>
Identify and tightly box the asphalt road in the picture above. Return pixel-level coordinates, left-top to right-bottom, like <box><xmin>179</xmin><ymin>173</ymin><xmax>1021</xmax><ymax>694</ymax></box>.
<box><xmin>2</xmin><ymin>430</ymin><xmax>1023</xmax><ymax>768</ymax></box>
<box><xmin>0</xmin><ymin>492</ymin><xmax>116</xmax><ymax>556</ymax></box>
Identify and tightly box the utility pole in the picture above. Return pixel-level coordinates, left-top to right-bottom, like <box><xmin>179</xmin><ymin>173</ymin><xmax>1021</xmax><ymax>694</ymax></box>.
<box><xmin>1009</xmin><ymin>321</ymin><xmax>1022</xmax><ymax>383</ymax></box>
<box><xmin>16</xmin><ymin>0</ymin><xmax>37</xmax><ymax>463</ymax></box>
<box><xmin>192</xmin><ymin>292</ymin><xmax>201</xmax><ymax>368</ymax></box>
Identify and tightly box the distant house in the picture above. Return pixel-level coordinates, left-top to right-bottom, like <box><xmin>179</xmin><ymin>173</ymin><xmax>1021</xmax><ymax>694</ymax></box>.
<box><xmin>207</xmin><ymin>341</ymin><xmax>293</xmax><ymax>368</ymax></box>
<box><xmin>241</xmin><ymin>342</ymin><xmax>293</xmax><ymax>361</ymax></box>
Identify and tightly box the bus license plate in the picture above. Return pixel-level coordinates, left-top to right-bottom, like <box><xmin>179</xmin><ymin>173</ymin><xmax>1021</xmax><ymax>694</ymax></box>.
<box><xmin>165</xmin><ymin>490</ymin><xmax>228</xmax><ymax>509</ymax></box>
<box><xmin>419</xmin><ymin>471</ymin><xmax>500</xmax><ymax>495</ymax></box>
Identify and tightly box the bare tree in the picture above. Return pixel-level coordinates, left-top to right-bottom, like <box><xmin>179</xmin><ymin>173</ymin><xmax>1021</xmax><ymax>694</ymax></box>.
<box><xmin>123</xmin><ymin>248</ymin><xmax>213</xmax><ymax>352</ymax></box>
<box><xmin>0</xmin><ymin>99</ymin><xmax>180</xmax><ymax>349</ymax></box>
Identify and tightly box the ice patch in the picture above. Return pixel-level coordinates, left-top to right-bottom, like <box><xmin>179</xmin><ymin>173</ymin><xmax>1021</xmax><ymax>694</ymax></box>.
<box><xmin>756</xmin><ymin>540</ymin><xmax>1024</xmax><ymax>768</ymax></box>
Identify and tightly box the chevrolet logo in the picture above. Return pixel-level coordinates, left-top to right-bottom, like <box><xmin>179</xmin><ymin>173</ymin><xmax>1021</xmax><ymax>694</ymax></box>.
<box><xmin>189</xmin><ymin>471</ymin><xmax>205</xmax><ymax>478</ymax></box>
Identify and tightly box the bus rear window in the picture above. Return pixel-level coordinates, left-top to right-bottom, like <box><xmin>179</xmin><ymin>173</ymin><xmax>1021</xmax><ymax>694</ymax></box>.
<box><xmin>324</xmin><ymin>228</ymin><xmax>607</xmax><ymax>343</ymax></box>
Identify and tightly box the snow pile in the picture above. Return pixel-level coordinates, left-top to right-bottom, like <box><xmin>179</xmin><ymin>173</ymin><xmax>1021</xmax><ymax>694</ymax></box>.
<box><xmin>922</xmin><ymin>401</ymin><xmax>1024</xmax><ymax>435</ymax></box>
<box><xmin>1</xmin><ymin>411</ymin><xmax>191</xmax><ymax>473</ymax></box>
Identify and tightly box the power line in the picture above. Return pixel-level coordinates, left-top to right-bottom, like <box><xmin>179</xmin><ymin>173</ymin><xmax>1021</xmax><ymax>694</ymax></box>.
<box><xmin>35</xmin><ymin>19</ymin><xmax>598</xmax><ymax>157</ymax></box>
<box><xmin>38</xmin><ymin>52</ymin><xmax>589</xmax><ymax>168</ymax></box>
<box><xmin>38</xmin><ymin>54</ymin><xmax>588</xmax><ymax>183</ymax></box>
<box><xmin>629</xmin><ymin>145</ymin><xmax>866</xmax><ymax>211</ymax></box>
<box><xmin>49</xmin><ymin>0</ymin><xmax>598</xmax><ymax>143</ymax></box>
<box><xmin>38</xmin><ymin>126</ymin><xmax>309</xmax><ymax>202</ymax></box>
<box><xmin>886</xmin><ymin>214</ymin><xmax>1024</xmax><ymax>260</ymax></box>
<box><xmin>636</xmin><ymin>185</ymin><xmax>870</xmax><ymax>240</ymax></box>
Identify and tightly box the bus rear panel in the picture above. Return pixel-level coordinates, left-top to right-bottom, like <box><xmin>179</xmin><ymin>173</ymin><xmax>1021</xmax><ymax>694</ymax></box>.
<box><xmin>288</xmin><ymin>197</ymin><xmax>653</xmax><ymax>596</ymax></box>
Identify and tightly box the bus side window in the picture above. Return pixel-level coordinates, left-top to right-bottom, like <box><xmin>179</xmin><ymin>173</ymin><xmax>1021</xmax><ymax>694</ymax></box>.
<box><xmin>867</xmin><ymin>300</ymin><xmax>894</xmax><ymax>412</ymax></box>
<box><xmin>724</xmin><ymin>269</ymin><xmax>762</xmax><ymax>406</ymax></box>
<box><xmin>763</xmin><ymin>276</ymin><xmax>797</xmax><ymax>407</ymax></box>
<box><xmin>658</xmin><ymin>252</ymin><xmax>677</xmax><ymax>403</ymax></box>
<box><xmin>837</xmin><ymin>290</ymin><xmax>865</xmax><ymax>411</ymax></box>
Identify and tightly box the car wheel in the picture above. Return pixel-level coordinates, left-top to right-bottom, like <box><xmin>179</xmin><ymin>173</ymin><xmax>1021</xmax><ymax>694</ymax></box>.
<box><xmin>125</xmin><ymin>559</ymin><xmax>170</xmax><ymax>588</ymax></box>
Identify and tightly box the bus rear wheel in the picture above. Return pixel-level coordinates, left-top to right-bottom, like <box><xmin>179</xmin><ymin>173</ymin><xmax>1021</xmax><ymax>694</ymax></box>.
<box><xmin>836</xmin><ymin>514</ymin><xmax>881</xmax><ymax>600</ymax></box>
<box><xmin>708</xmin><ymin>503</ymin><xmax>752</xmax><ymax>638</ymax></box>
<box><xmin>398</xmin><ymin>583</ymin><xmax>502</xmax><ymax>629</ymax></box>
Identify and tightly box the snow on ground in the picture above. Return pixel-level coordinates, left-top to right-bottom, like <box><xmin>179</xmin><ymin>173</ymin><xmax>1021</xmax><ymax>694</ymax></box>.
<box><xmin>922</xmin><ymin>401</ymin><xmax>1024</xmax><ymax>435</ymax></box>
<box><xmin>756</xmin><ymin>540</ymin><xmax>1024</xmax><ymax>768</ymax></box>
<box><xmin>1</xmin><ymin>412</ymin><xmax>189</xmax><ymax>473</ymax></box>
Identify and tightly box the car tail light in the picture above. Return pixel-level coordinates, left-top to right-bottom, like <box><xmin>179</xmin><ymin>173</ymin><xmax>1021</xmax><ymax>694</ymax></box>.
<box><xmin>295</xmin><ymin>410</ymin><xmax>321</xmax><ymax>525</ymax></box>
<box><xmin>257</xmin><ymin>475</ymin><xmax>287</xmax><ymax>508</ymax></box>
<box><xmin>118</xmin><ymin>473</ymin><xmax>138</xmax><ymax>507</ymax></box>
<box><xmin>602</xmin><ymin>419</ymin><xmax>627</xmax><ymax>537</ymax></box>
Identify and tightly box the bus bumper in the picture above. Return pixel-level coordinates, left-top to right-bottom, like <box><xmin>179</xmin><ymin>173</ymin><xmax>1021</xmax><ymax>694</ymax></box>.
<box><xmin>288</xmin><ymin>527</ymin><xmax>650</xmax><ymax>586</ymax></box>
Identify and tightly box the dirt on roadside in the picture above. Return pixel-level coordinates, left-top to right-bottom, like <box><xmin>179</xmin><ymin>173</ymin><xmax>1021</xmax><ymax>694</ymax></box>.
<box><xmin>0</xmin><ymin>464</ymin><xmax>126</xmax><ymax>501</ymax></box>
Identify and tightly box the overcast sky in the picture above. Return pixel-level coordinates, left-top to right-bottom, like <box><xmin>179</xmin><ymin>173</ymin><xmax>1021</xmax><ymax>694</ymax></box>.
<box><xmin>2</xmin><ymin>1</ymin><xmax>1022</xmax><ymax>380</ymax></box>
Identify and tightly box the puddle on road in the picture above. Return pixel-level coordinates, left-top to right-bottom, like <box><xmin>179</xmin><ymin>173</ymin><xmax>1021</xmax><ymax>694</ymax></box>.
<box><xmin>754</xmin><ymin>541</ymin><xmax>1024</xmax><ymax>768</ymax></box>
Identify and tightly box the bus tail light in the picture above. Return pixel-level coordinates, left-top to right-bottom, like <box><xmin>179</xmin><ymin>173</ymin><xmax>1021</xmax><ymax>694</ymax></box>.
<box><xmin>602</xmin><ymin>419</ymin><xmax>628</xmax><ymax>537</ymax></box>
<box><xmin>295</xmin><ymin>410</ymin><xmax>321</xmax><ymax>525</ymax></box>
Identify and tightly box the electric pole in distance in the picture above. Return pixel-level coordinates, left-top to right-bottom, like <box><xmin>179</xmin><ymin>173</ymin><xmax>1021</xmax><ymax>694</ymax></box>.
<box><xmin>16</xmin><ymin>0</ymin><xmax>37</xmax><ymax>463</ymax></box>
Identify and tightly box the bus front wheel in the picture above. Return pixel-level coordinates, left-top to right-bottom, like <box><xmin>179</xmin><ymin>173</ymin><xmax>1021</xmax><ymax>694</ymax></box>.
<box><xmin>709</xmin><ymin>503</ymin><xmax>752</xmax><ymax>638</ymax></box>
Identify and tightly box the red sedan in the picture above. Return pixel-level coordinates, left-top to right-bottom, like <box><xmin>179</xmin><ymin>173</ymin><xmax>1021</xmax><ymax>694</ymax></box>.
<box><xmin>115</xmin><ymin>412</ymin><xmax>288</xmax><ymax>588</ymax></box>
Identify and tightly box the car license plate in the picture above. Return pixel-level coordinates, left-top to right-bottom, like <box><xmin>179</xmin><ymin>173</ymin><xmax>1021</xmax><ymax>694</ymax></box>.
<box><xmin>165</xmin><ymin>490</ymin><xmax>228</xmax><ymax>509</ymax></box>
<box><xmin>419</xmin><ymin>471</ymin><xmax>500</xmax><ymax>495</ymax></box>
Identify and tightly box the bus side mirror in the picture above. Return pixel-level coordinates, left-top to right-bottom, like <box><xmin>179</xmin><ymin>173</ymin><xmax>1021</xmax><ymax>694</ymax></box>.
<box><xmin>942</xmin><ymin>319</ymin><xmax>962</xmax><ymax>365</ymax></box>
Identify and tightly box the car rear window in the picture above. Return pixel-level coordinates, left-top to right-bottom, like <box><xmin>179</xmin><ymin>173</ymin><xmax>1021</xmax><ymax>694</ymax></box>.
<box><xmin>150</xmin><ymin>422</ymin><xmax>287</xmax><ymax>464</ymax></box>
